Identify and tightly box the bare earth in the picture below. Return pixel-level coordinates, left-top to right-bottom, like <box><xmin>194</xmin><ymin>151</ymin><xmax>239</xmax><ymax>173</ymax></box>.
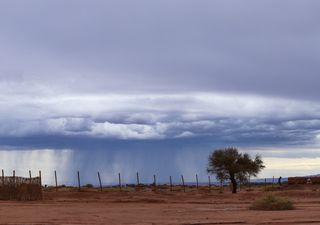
<box><xmin>0</xmin><ymin>185</ymin><xmax>320</xmax><ymax>225</ymax></box>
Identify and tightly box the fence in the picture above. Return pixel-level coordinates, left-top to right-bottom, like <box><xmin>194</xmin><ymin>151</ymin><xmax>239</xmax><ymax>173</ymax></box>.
<box><xmin>36</xmin><ymin>170</ymin><xmax>292</xmax><ymax>192</ymax></box>
<box><xmin>49</xmin><ymin>171</ymin><xmax>216</xmax><ymax>192</ymax></box>
<box><xmin>0</xmin><ymin>171</ymin><xmax>42</xmax><ymax>200</ymax></box>
<box><xmin>1</xmin><ymin>169</ymin><xmax>318</xmax><ymax>197</ymax></box>
<box><xmin>0</xmin><ymin>176</ymin><xmax>41</xmax><ymax>186</ymax></box>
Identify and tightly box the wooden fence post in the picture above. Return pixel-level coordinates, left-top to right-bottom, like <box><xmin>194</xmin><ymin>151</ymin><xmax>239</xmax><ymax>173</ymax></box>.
<box><xmin>29</xmin><ymin>170</ymin><xmax>32</xmax><ymax>183</ymax></box>
<box><xmin>13</xmin><ymin>170</ymin><xmax>15</xmax><ymax>185</ymax></box>
<box><xmin>77</xmin><ymin>171</ymin><xmax>81</xmax><ymax>191</ymax></box>
<box><xmin>136</xmin><ymin>172</ymin><xmax>140</xmax><ymax>187</ymax></box>
<box><xmin>39</xmin><ymin>170</ymin><xmax>42</xmax><ymax>186</ymax></box>
<box><xmin>208</xmin><ymin>176</ymin><xmax>211</xmax><ymax>191</ymax></box>
<box><xmin>1</xmin><ymin>169</ymin><xmax>4</xmax><ymax>184</ymax></box>
<box><xmin>272</xmin><ymin>176</ymin><xmax>274</xmax><ymax>191</ymax></box>
<box><xmin>170</xmin><ymin>176</ymin><xmax>173</xmax><ymax>192</ymax></box>
<box><xmin>153</xmin><ymin>174</ymin><xmax>157</xmax><ymax>191</ymax></box>
<box><xmin>54</xmin><ymin>170</ymin><xmax>58</xmax><ymax>191</ymax></box>
<box><xmin>118</xmin><ymin>173</ymin><xmax>122</xmax><ymax>192</ymax></box>
<box><xmin>181</xmin><ymin>175</ymin><xmax>185</xmax><ymax>192</ymax></box>
<box><xmin>264</xmin><ymin>178</ymin><xmax>267</xmax><ymax>191</ymax></box>
<box><xmin>97</xmin><ymin>172</ymin><xmax>102</xmax><ymax>192</ymax></box>
<box><xmin>196</xmin><ymin>174</ymin><xmax>199</xmax><ymax>190</ymax></box>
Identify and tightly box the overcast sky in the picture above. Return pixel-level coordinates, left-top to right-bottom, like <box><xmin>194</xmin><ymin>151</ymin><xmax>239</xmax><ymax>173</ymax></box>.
<box><xmin>1</xmin><ymin>0</ymin><xmax>320</xmax><ymax>182</ymax></box>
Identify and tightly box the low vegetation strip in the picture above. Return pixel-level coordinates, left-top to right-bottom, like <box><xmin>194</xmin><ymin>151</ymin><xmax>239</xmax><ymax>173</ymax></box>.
<box><xmin>0</xmin><ymin>183</ymin><xmax>42</xmax><ymax>201</ymax></box>
<box><xmin>250</xmin><ymin>195</ymin><xmax>294</xmax><ymax>211</ymax></box>
<box><xmin>0</xmin><ymin>176</ymin><xmax>42</xmax><ymax>200</ymax></box>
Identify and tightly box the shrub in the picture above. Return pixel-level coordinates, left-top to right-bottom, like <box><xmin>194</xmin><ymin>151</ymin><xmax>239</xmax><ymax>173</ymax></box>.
<box><xmin>250</xmin><ymin>195</ymin><xmax>294</xmax><ymax>210</ymax></box>
<box><xmin>84</xmin><ymin>184</ymin><xmax>94</xmax><ymax>188</ymax></box>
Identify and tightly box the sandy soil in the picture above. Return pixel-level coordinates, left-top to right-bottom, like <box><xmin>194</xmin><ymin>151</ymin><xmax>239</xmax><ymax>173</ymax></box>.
<box><xmin>0</xmin><ymin>185</ymin><xmax>320</xmax><ymax>225</ymax></box>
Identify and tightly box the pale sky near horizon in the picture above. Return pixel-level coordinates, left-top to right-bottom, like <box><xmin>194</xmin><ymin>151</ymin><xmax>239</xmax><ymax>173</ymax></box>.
<box><xmin>1</xmin><ymin>0</ymin><xmax>320</xmax><ymax>184</ymax></box>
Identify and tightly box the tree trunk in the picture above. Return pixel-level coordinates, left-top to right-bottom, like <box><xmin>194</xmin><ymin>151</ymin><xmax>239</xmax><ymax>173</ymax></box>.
<box><xmin>230</xmin><ymin>176</ymin><xmax>237</xmax><ymax>194</ymax></box>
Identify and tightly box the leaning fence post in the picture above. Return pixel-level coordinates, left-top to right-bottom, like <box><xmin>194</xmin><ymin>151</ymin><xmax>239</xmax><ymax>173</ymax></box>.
<box><xmin>181</xmin><ymin>175</ymin><xmax>185</xmax><ymax>192</ymax></box>
<box><xmin>170</xmin><ymin>176</ymin><xmax>173</xmax><ymax>192</ymax></box>
<box><xmin>77</xmin><ymin>171</ymin><xmax>81</xmax><ymax>191</ymax></box>
<box><xmin>29</xmin><ymin>170</ymin><xmax>32</xmax><ymax>183</ymax></box>
<box><xmin>118</xmin><ymin>173</ymin><xmax>122</xmax><ymax>192</ymax></box>
<box><xmin>54</xmin><ymin>170</ymin><xmax>58</xmax><ymax>191</ymax></box>
<box><xmin>97</xmin><ymin>172</ymin><xmax>102</xmax><ymax>192</ymax></box>
<box><xmin>153</xmin><ymin>174</ymin><xmax>157</xmax><ymax>192</ymax></box>
<box><xmin>208</xmin><ymin>176</ymin><xmax>211</xmax><ymax>191</ymax></box>
<box><xmin>196</xmin><ymin>174</ymin><xmax>199</xmax><ymax>190</ymax></box>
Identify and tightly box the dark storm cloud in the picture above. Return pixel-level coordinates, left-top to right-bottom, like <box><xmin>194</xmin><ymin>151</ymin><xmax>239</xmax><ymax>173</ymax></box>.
<box><xmin>0</xmin><ymin>0</ymin><xmax>320</xmax><ymax>151</ymax></box>
<box><xmin>0</xmin><ymin>0</ymin><xmax>320</xmax><ymax>99</ymax></box>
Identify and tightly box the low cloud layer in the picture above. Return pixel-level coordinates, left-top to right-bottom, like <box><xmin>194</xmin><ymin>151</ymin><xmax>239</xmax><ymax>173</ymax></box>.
<box><xmin>1</xmin><ymin>93</ymin><xmax>320</xmax><ymax>148</ymax></box>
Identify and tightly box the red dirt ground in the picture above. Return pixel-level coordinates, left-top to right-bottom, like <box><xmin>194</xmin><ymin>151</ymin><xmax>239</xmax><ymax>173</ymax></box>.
<box><xmin>0</xmin><ymin>185</ymin><xmax>320</xmax><ymax>225</ymax></box>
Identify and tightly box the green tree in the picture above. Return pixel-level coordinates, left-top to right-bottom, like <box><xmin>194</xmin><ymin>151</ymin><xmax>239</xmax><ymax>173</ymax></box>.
<box><xmin>207</xmin><ymin>147</ymin><xmax>265</xmax><ymax>193</ymax></box>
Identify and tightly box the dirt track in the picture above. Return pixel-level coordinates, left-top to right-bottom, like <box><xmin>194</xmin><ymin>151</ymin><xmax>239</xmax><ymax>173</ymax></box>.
<box><xmin>0</xmin><ymin>185</ymin><xmax>320</xmax><ymax>225</ymax></box>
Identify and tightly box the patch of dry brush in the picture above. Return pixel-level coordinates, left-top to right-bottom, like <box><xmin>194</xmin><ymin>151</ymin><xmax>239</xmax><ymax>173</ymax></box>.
<box><xmin>250</xmin><ymin>195</ymin><xmax>294</xmax><ymax>211</ymax></box>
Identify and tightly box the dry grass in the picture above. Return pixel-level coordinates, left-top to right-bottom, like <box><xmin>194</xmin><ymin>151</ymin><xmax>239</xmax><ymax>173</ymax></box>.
<box><xmin>0</xmin><ymin>183</ymin><xmax>42</xmax><ymax>201</ymax></box>
<box><xmin>250</xmin><ymin>195</ymin><xmax>294</xmax><ymax>211</ymax></box>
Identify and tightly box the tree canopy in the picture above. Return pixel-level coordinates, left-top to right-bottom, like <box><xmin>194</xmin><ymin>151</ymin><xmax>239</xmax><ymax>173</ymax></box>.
<box><xmin>207</xmin><ymin>147</ymin><xmax>265</xmax><ymax>193</ymax></box>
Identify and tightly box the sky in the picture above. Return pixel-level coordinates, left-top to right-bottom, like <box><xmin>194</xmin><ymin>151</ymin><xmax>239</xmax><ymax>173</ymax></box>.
<box><xmin>1</xmin><ymin>0</ymin><xmax>320</xmax><ymax>185</ymax></box>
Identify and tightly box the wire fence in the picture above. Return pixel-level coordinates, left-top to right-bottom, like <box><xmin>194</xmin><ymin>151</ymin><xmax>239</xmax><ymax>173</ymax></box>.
<box><xmin>0</xmin><ymin>168</ymin><xmax>317</xmax><ymax>198</ymax></box>
<box><xmin>0</xmin><ymin>176</ymin><xmax>41</xmax><ymax>186</ymax></box>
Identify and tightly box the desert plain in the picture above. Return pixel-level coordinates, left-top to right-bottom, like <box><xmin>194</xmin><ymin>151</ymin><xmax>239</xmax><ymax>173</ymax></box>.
<box><xmin>0</xmin><ymin>185</ymin><xmax>320</xmax><ymax>225</ymax></box>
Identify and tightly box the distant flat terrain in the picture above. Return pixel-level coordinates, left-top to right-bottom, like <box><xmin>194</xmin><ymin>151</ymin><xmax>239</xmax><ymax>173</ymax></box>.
<box><xmin>0</xmin><ymin>185</ymin><xmax>320</xmax><ymax>225</ymax></box>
